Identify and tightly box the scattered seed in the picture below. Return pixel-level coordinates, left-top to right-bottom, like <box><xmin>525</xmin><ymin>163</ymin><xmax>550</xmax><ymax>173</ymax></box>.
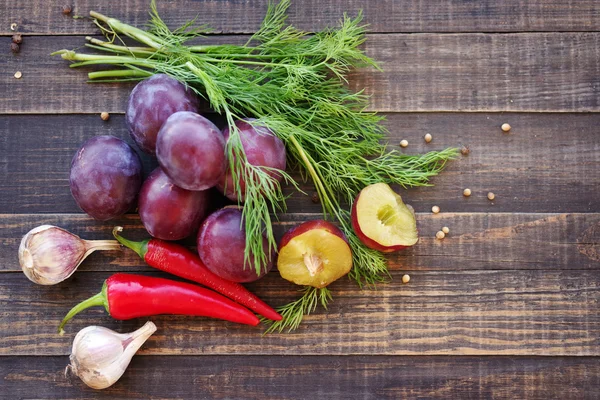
<box><xmin>10</xmin><ymin>23</ymin><xmax>17</xmax><ymax>31</ymax></box>
<box><xmin>431</xmin><ymin>205</ymin><xmax>440</xmax><ymax>214</ymax></box>
<box><xmin>10</xmin><ymin>43</ymin><xmax>20</xmax><ymax>54</ymax></box>
<box><xmin>501</xmin><ymin>123</ymin><xmax>511</xmax><ymax>132</ymax></box>
<box><xmin>442</xmin><ymin>226</ymin><xmax>450</xmax><ymax>234</ymax></box>
<box><xmin>463</xmin><ymin>188</ymin><xmax>472</xmax><ymax>197</ymax></box>
<box><xmin>100</xmin><ymin>112</ymin><xmax>110</xmax><ymax>121</ymax></box>
<box><xmin>460</xmin><ymin>145</ymin><xmax>470</xmax><ymax>156</ymax></box>
<box><xmin>424</xmin><ymin>133</ymin><xmax>432</xmax><ymax>143</ymax></box>
<box><xmin>11</xmin><ymin>33</ymin><xmax>22</xmax><ymax>44</ymax></box>
<box><xmin>487</xmin><ymin>192</ymin><xmax>495</xmax><ymax>201</ymax></box>
<box><xmin>400</xmin><ymin>139</ymin><xmax>408</xmax><ymax>148</ymax></box>
<box><xmin>14</xmin><ymin>71</ymin><xmax>22</xmax><ymax>79</ymax></box>
<box><xmin>402</xmin><ymin>274</ymin><xmax>410</xmax><ymax>284</ymax></box>
<box><xmin>62</xmin><ymin>4</ymin><xmax>72</xmax><ymax>15</ymax></box>
<box><xmin>311</xmin><ymin>192</ymin><xmax>320</xmax><ymax>204</ymax></box>
<box><xmin>436</xmin><ymin>231</ymin><xmax>445</xmax><ymax>240</ymax></box>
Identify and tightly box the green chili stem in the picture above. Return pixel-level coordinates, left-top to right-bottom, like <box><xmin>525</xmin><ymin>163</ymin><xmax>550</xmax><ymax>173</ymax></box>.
<box><xmin>58</xmin><ymin>283</ymin><xmax>108</xmax><ymax>335</ymax></box>
<box><xmin>112</xmin><ymin>226</ymin><xmax>149</xmax><ymax>260</ymax></box>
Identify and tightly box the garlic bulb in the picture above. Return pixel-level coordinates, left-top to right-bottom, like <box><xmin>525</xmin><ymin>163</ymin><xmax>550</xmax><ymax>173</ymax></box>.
<box><xmin>19</xmin><ymin>225</ymin><xmax>121</xmax><ymax>285</ymax></box>
<box><xmin>68</xmin><ymin>321</ymin><xmax>157</xmax><ymax>390</ymax></box>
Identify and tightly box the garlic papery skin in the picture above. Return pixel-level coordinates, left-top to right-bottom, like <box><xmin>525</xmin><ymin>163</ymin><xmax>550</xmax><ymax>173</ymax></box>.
<box><xmin>19</xmin><ymin>225</ymin><xmax>121</xmax><ymax>285</ymax></box>
<box><xmin>69</xmin><ymin>321</ymin><xmax>157</xmax><ymax>390</ymax></box>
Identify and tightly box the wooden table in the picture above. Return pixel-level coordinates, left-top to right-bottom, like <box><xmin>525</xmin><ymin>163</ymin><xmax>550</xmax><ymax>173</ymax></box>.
<box><xmin>1</xmin><ymin>1</ymin><xmax>600</xmax><ymax>398</ymax></box>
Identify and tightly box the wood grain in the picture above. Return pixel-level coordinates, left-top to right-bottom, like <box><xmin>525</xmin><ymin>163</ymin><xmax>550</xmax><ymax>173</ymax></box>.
<box><xmin>2</xmin><ymin>0</ymin><xmax>600</xmax><ymax>35</ymax></box>
<box><xmin>2</xmin><ymin>113</ymin><xmax>598</xmax><ymax>214</ymax></box>
<box><xmin>2</xmin><ymin>1</ymin><xmax>600</xmax><ymax>398</ymax></box>
<box><xmin>2</xmin><ymin>356</ymin><xmax>599</xmax><ymax>399</ymax></box>
<box><xmin>2</xmin><ymin>34</ymin><xmax>600</xmax><ymax>113</ymax></box>
<box><xmin>1</xmin><ymin>269</ymin><xmax>598</xmax><ymax>356</ymax></box>
<box><xmin>2</xmin><ymin>212</ymin><xmax>600</xmax><ymax>273</ymax></box>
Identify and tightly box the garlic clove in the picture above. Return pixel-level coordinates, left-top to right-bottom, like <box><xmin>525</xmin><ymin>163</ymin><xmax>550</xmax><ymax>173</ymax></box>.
<box><xmin>19</xmin><ymin>225</ymin><xmax>121</xmax><ymax>285</ymax></box>
<box><xmin>69</xmin><ymin>321</ymin><xmax>157</xmax><ymax>390</ymax></box>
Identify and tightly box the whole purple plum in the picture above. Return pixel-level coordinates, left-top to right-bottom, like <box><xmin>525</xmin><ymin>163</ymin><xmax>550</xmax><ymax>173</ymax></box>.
<box><xmin>126</xmin><ymin>74</ymin><xmax>200</xmax><ymax>155</ymax></box>
<box><xmin>156</xmin><ymin>111</ymin><xmax>226</xmax><ymax>191</ymax></box>
<box><xmin>197</xmin><ymin>207</ymin><xmax>274</xmax><ymax>283</ymax></box>
<box><xmin>139</xmin><ymin>168</ymin><xmax>211</xmax><ymax>240</ymax></box>
<box><xmin>70</xmin><ymin>135</ymin><xmax>142</xmax><ymax>221</ymax></box>
<box><xmin>217</xmin><ymin>119</ymin><xmax>286</xmax><ymax>201</ymax></box>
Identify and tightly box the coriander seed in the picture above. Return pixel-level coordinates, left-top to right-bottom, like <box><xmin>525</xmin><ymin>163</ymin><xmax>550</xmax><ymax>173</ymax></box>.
<box><xmin>14</xmin><ymin>71</ymin><xmax>22</xmax><ymax>79</ymax></box>
<box><xmin>460</xmin><ymin>145</ymin><xmax>470</xmax><ymax>156</ymax></box>
<box><xmin>311</xmin><ymin>192</ymin><xmax>320</xmax><ymax>204</ymax></box>
<box><xmin>431</xmin><ymin>205</ymin><xmax>440</xmax><ymax>214</ymax></box>
<box><xmin>442</xmin><ymin>226</ymin><xmax>449</xmax><ymax>234</ymax></box>
<box><xmin>10</xmin><ymin>23</ymin><xmax>17</xmax><ymax>31</ymax></box>
<box><xmin>402</xmin><ymin>274</ymin><xmax>410</xmax><ymax>284</ymax></box>
<box><xmin>12</xmin><ymin>33</ymin><xmax>22</xmax><ymax>44</ymax></box>
<box><xmin>487</xmin><ymin>192</ymin><xmax>495</xmax><ymax>200</ymax></box>
<box><xmin>501</xmin><ymin>123</ymin><xmax>511</xmax><ymax>132</ymax></box>
<box><xmin>63</xmin><ymin>5</ymin><xmax>72</xmax><ymax>15</ymax></box>
<box><xmin>100</xmin><ymin>112</ymin><xmax>110</xmax><ymax>121</ymax></box>
<box><xmin>424</xmin><ymin>133</ymin><xmax>432</xmax><ymax>143</ymax></box>
<box><xmin>400</xmin><ymin>139</ymin><xmax>408</xmax><ymax>148</ymax></box>
<box><xmin>10</xmin><ymin>43</ymin><xmax>20</xmax><ymax>53</ymax></box>
<box><xmin>463</xmin><ymin>188</ymin><xmax>471</xmax><ymax>197</ymax></box>
<box><xmin>436</xmin><ymin>231</ymin><xmax>445</xmax><ymax>240</ymax></box>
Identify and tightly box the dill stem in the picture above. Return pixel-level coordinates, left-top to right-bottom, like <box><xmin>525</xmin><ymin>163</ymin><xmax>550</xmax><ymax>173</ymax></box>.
<box><xmin>288</xmin><ymin>136</ymin><xmax>330</xmax><ymax>209</ymax></box>
<box><xmin>88</xmin><ymin>69</ymin><xmax>152</xmax><ymax>79</ymax></box>
<box><xmin>90</xmin><ymin>10</ymin><xmax>169</xmax><ymax>50</ymax></box>
<box><xmin>85</xmin><ymin>37</ymin><xmax>157</xmax><ymax>56</ymax></box>
<box><xmin>187</xmin><ymin>45</ymin><xmax>320</xmax><ymax>59</ymax></box>
<box><xmin>88</xmin><ymin>10</ymin><xmax>111</xmax><ymax>23</ymax></box>
<box><xmin>199</xmin><ymin>56</ymin><xmax>312</xmax><ymax>68</ymax></box>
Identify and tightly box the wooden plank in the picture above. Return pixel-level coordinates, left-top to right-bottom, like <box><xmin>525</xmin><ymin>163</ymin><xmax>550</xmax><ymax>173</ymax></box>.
<box><xmin>2</xmin><ymin>212</ymin><xmax>600</xmax><ymax>273</ymax></box>
<box><xmin>1</xmin><ymin>113</ymin><xmax>598</xmax><ymax>214</ymax></box>
<box><xmin>2</xmin><ymin>34</ymin><xmax>600</xmax><ymax>113</ymax></box>
<box><xmin>1</xmin><ymin>269</ymin><xmax>599</xmax><ymax>356</ymax></box>
<box><xmin>1</xmin><ymin>356</ymin><xmax>599</xmax><ymax>399</ymax></box>
<box><xmin>2</xmin><ymin>0</ymin><xmax>600</xmax><ymax>35</ymax></box>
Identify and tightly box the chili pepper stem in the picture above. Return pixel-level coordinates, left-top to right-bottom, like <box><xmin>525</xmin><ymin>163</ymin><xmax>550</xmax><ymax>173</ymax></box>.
<box><xmin>112</xmin><ymin>226</ymin><xmax>149</xmax><ymax>259</ymax></box>
<box><xmin>58</xmin><ymin>281</ymin><xmax>109</xmax><ymax>335</ymax></box>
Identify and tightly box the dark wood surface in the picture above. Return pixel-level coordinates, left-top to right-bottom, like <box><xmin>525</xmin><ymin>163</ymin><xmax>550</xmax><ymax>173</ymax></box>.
<box><xmin>2</xmin><ymin>356</ymin><xmax>600</xmax><ymax>399</ymax></box>
<box><xmin>3</xmin><ymin>0</ymin><xmax>600</xmax><ymax>34</ymax></box>
<box><xmin>1</xmin><ymin>0</ymin><xmax>599</xmax><ymax>398</ymax></box>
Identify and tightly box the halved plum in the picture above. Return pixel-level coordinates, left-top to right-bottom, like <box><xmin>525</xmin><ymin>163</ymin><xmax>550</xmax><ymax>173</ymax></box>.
<box><xmin>277</xmin><ymin>220</ymin><xmax>352</xmax><ymax>288</ymax></box>
<box><xmin>351</xmin><ymin>183</ymin><xmax>418</xmax><ymax>252</ymax></box>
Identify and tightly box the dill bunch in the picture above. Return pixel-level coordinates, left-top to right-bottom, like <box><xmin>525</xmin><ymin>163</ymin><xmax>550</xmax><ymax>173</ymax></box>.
<box><xmin>53</xmin><ymin>0</ymin><xmax>457</xmax><ymax>333</ymax></box>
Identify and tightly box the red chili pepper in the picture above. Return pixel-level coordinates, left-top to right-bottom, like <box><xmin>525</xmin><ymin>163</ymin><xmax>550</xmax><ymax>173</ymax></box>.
<box><xmin>58</xmin><ymin>273</ymin><xmax>260</xmax><ymax>333</ymax></box>
<box><xmin>112</xmin><ymin>227</ymin><xmax>282</xmax><ymax>321</ymax></box>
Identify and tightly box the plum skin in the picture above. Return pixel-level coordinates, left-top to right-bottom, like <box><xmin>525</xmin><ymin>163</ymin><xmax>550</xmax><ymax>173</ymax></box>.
<box><xmin>279</xmin><ymin>220</ymin><xmax>347</xmax><ymax>249</ymax></box>
<box><xmin>126</xmin><ymin>74</ymin><xmax>200</xmax><ymax>155</ymax></box>
<box><xmin>197</xmin><ymin>208</ymin><xmax>274</xmax><ymax>283</ymax></box>
<box><xmin>69</xmin><ymin>135</ymin><xmax>142</xmax><ymax>221</ymax></box>
<box><xmin>350</xmin><ymin>190</ymin><xmax>411</xmax><ymax>253</ymax></box>
<box><xmin>156</xmin><ymin>111</ymin><xmax>226</xmax><ymax>191</ymax></box>
<box><xmin>138</xmin><ymin>168</ymin><xmax>211</xmax><ymax>240</ymax></box>
<box><xmin>217</xmin><ymin>119</ymin><xmax>286</xmax><ymax>201</ymax></box>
